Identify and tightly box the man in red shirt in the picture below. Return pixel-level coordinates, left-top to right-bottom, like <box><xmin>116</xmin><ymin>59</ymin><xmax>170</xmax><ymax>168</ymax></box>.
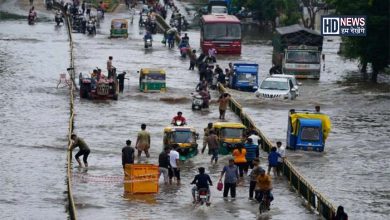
<box><xmin>171</xmin><ymin>111</ymin><xmax>187</xmax><ymax>125</ymax></box>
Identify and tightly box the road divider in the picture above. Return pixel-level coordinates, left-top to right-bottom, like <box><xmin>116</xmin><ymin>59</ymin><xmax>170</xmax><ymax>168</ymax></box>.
<box><xmin>54</xmin><ymin>1</ymin><xmax>78</xmax><ymax>218</ymax></box>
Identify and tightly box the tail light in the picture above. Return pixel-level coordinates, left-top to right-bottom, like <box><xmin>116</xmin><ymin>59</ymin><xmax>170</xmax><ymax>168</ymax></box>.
<box><xmin>199</xmin><ymin>191</ymin><xmax>207</xmax><ymax>195</ymax></box>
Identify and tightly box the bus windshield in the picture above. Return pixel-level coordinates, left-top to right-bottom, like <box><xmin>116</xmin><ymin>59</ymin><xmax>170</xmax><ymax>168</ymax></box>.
<box><xmin>221</xmin><ymin>128</ymin><xmax>243</xmax><ymax>139</ymax></box>
<box><xmin>172</xmin><ymin>131</ymin><xmax>193</xmax><ymax>143</ymax></box>
<box><xmin>203</xmin><ymin>23</ymin><xmax>241</xmax><ymax>40</ymax></box>
<box><xmin>286</xmin><ymin>51</ymin><xmax>320</xmax><ymax>64</ymax></box>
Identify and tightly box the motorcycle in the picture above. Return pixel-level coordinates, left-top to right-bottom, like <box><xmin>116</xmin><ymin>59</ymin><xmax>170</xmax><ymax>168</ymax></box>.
<box><xmin>97</xmin><ymin>8</ymin><xmax>104</xmax><ymax>20</ymax></box>
<box><xmin>191</xmin><ymin>93</ymin><xmax>204</xmax><ymax>110</ymax></box>
<box><xmin>180</xmin><ymin>47</ymin><xmax>188</xmax><ymax>58</ymax></box>
<box><xmin>195</xmin><ymin>188</ymin><xmax>210</xmax><ymax>206</ymax></box>
<box><xmin>86</xmin><ymin>20</ymin><xmax>96</xmax><ymax>35</ymax></box>
<box><xmin>55</xmin><ymin>12</ymin><xmax>63</xmax><ymax>26</ymax></box>
<box><xmin>144</xmin><ymin>38</ymin><xmax>152</xmax><ymax>49</ymax></box>
<box><xmin>139</xmin><ymin>13</ymin><xmax>148</xmax><ymax>27</ymax></box>
<box><xmin>172</xmin><ymin>120</ymin><xmax>186</xmax><ymax>126</ymax></box>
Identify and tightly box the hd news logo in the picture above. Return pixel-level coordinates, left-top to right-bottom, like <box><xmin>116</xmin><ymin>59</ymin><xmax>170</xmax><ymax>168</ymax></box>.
<box><xmin>321</xmin><ymin>16</ymin><xmax>366</xmax><ymax>36</ymax></box>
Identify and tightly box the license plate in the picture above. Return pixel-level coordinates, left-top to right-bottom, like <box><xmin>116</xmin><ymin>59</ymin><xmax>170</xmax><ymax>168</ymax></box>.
<box><xmin>199</xmin><ymin>195</ymin><xmax>207</xmax><ymax>199</ymax></box>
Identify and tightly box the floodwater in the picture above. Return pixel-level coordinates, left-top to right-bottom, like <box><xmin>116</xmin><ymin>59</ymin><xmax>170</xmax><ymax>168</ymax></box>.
<box><xmin>0</xmin><ymin>0</ymin><xmax>389</xmax><ymax>220</ymax></box>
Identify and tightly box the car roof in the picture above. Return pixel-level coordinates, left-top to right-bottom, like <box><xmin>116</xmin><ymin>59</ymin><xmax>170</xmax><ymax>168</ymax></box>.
<box><xmin>263</xmin><ymin>77</ymin><xmax>288</xmax><ymax>82</ymax></box>
<box><xmin>271</xmin><ymin>74</ymin><xmax>296</xmax><ymax>79</ymax></box>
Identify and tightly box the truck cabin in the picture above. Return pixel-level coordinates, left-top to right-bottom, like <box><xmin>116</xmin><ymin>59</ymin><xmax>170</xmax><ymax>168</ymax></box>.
<box><xmin>273</xmin><ymin>24</ymin><xmax>323</xmax><ymax>65</ymax></box>
<box><xmin>285</xmin><ymin>45</ymin><xmax>321</xmax><ymax>64</ymax></box>
<box><xmin>208</xmin><ymin>0</ymin><xmax>230</xmax><ymax>14</ymax></box>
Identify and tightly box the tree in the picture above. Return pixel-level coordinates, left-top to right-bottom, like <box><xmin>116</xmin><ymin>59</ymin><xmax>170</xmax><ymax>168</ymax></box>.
<box><xmin>330</xmin><ymin>0</ymin><xmax>389</xmax><ymax>82</ymax></box>
<box><xmin>243</xmin><ymin>0</ymin><xmax>300</xmax><ymax>29</ymax></box>
<box><xmin>300</xmin><ymin>0</ymin><xmax>325</xmax><ymax>29</ymax></box>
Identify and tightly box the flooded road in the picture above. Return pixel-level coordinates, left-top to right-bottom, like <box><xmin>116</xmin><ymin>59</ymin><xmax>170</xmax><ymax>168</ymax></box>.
<box><xmin>1</xmin><ymin>0</ymin><xmax>389</xmax><ymax>219</ymax></box>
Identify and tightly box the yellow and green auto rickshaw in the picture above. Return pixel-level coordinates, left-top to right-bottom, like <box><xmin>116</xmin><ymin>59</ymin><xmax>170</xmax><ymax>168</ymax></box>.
<box><xmin>213</xmin><ymin>122</ymin><xmax>246</xmax><ymax>155</ymax></box>
<box><xmin>110</xmin><ymin>19</ymin><xmax>128</xmax><ymax>38</ymax></box>
<box><xmin>139</xmin><ymin>68</ymin><xmax>166</xmax><ymax>93</ymax></box>
<box><xmin>163</xmin><ymin>126</ymin><xmax>199</xmax><ymax>161</ymax></box>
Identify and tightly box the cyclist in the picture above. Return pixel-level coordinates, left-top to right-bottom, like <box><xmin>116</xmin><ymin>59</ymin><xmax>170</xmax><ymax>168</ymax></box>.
<box><xmin>255</xmin><ymin>169</ymin><xmax>273</xmax><ymax>208</ymax></box>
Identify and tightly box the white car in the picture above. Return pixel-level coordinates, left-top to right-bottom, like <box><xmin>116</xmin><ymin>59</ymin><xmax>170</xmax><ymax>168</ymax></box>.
<box><xmin>255</xmin><ymin>75</ymin><xmax>300</xmax><ymax>100</ymax></box>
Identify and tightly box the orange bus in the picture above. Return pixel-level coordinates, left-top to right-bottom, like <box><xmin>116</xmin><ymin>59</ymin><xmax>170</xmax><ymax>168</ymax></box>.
<box><xmin>200</xmin><ymin>14</ymin><xmax>241</xmax><ymax>55</ymax></box>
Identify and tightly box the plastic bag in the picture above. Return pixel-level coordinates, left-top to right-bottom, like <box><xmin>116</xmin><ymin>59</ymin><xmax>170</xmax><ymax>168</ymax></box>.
<box><xmin>217</xmin><ymin>180</ymin><xmax>223</xmax><ymax>191</ymax></box>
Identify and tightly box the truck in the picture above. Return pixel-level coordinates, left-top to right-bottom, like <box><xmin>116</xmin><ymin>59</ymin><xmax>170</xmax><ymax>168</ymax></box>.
<box><xmin>286</xmin><ymin>109</ymin><xmax>331</xmax><ymax>152</ymax></box>
<box><xmin>270</xmin><ymin>24</ymin><xmax>323</xmax><ymax>79</ymax></box>
<box><xmin>207</xmin><ymin>0</ymin><xmax>232</xmax><ymax>15</ymax></box>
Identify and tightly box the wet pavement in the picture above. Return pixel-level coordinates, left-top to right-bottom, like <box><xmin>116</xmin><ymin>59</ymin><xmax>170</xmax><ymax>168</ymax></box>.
<box><xmin>0</xmin><ymin>0</ymin><xmax>389</xmax><ymax>219</ymax></box>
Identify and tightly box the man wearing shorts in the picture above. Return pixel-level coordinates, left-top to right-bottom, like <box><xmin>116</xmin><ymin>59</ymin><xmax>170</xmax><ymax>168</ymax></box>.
<box><xmin>136</xmin><ymin>123</ymin><xmax>151</xmax><ymax>158</ymax></box>
<box><xmin>169</xmin><ymin>144</ymin><xmax>180</xmax><ymax>185</ymax></box>
<box><xmin>202</xmin><ymin>130</ymin><xmax>219</xmax><ymax>164</ymax></box>
<box><xmin>218</xmin><ymin>93</ymin><xmax>230</xmax><ymax>120</ymax></box>
<box><xmin>70</xmin><ymin>134</ymin><xmax>90</xmax><ymax>167</ymax></box>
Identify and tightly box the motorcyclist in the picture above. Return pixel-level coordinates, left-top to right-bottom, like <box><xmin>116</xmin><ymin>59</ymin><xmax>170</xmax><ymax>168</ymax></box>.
<box><xmin>171</xmin><ymin>111</ymin><xmax>187</xmax><ymax>126</ymax></box>
<box><xmin>181</xmin><ymin>33</ymin><xmax>189</xmax><ymax>46</ymax></box>
<box><xmin>190</xmin><ymin>167</ymin><xmax>213</xmax><ymax>204</ymax></box>
<box><xmin>198</xmin><ymin>88</ymin><xmax>210</xmax><ymax>108</ymax></box>
<box><xmin>255</xmin><ymin>169</ymin><xmax>274</xmax><ymax>206</ymax></box>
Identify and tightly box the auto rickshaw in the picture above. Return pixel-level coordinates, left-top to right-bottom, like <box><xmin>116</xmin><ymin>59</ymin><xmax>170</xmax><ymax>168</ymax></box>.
<box><xmin>163</xmin><ymin>126</ymin><xmax>199</xmax><ymax>161</ymax></box>
<box><xmin>139</xmin><ymin>68</ymin><xmax>166</xmax><ymax>93</ymax></box>
<box><xmin>213</xmin><ymin>122</ymin><xmax>246</xmax><ymax>155</ymax></box>
<box><xmin>287</xmin><ymin>109</ymin><xmax>331</xmax><ymax>152</ymax></box>
<box><xmin>110</xmin><ymin>19</ymin><xmax>128</xmax><ymax>38</ymax></box>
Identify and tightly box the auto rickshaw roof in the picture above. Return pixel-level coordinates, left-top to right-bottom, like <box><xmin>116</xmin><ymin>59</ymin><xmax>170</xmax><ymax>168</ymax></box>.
<box><xmin>213</xmin><ymin>122</ymin><xmax>246</xmax><ymax>129</ymax></box>
<box><xmin>289</xmin><ymin>111</ymin><xmax>331</xmax><ymax>140</ymax></box>
<box><xmin>164</xmin><ymin>126</ymin><xmax>196</xmax><ymax>132</ymax></box>
<box><xmin>140</xmin><ymin>68</ymin><xmax>166</xmax><ymax>75</ymax></box>
<box><xmin>111</xmin><ymin>19</ymin><xmax>128</xmax><ymax>27</ymax></box>
<box><xmin>233</xmin><ymin>63</ymin><xmax>259</xmax><ymax>74</ymax></box>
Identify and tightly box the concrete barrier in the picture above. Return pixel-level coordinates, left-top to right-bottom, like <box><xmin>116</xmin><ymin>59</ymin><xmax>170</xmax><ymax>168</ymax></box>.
<box><xmin>218</xmin><ymin>84</ymin><xmax>336</xmax><ymax>219</ymax></box>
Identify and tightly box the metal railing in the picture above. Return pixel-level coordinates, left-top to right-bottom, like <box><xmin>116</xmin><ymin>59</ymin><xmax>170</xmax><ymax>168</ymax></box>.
<box><xmin>218</xmin><ymin>84</ymin><xmax>336</xmax><ymax>219</ymax></box>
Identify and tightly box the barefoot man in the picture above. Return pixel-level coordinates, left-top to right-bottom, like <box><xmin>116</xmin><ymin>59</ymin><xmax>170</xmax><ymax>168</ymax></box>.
<box><xmin>70</xmin><ymin>134</ymin><xmax>90</xmax><ymax>167</ymax></box>
<box><xmin>136</xmin><ymin>123</ymin><xmax>151</xmax><ymax>158</ymax></box>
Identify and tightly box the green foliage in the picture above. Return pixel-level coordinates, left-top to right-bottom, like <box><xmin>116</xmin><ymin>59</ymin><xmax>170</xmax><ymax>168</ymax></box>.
<box><xmin>330</xmin><ymin>0</ymin><xmax>389</xmax><ymax>80</ymax></box>
<box><xmin>234</xmin><ymin>0</ymin><xmax>300</xmax><ymax>27</ymax></box>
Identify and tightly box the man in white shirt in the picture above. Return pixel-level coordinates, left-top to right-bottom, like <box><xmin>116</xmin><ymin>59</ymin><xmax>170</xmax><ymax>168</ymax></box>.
<box><xmin>248</xmin><ymin>131</ymin><xmax>261</xmax><ymax>148</ymax></box>
<box><xmin>276</xmin><ymin>141</ymin><xmax>286</xmax><ymax>176</ymax></box>
<box><xmin>169</xmin><ymin>144</ymin><xmax>181</xmax><ymax>185</ymax></box>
